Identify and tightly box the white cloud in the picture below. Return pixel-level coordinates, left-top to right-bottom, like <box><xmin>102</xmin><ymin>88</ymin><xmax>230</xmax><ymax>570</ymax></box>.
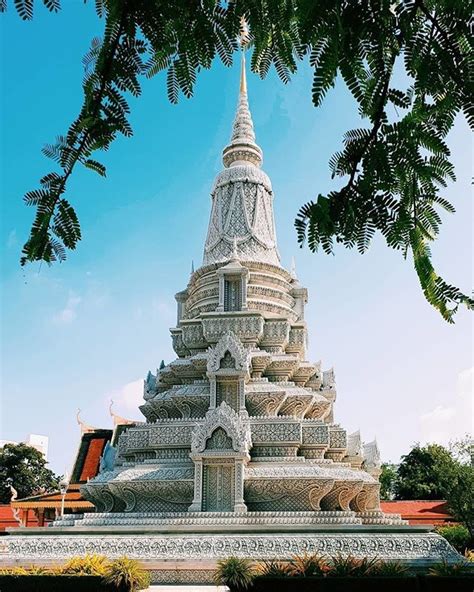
<box><xmin>6</xmin><ymin>229</ymin><xmax>17</xmax><ymax>249</ymax></box>
<box><xmin>53</xmin><ymin>293</ymin><xmax>81</xmax><ymax>324</ymax></box>
<box><xmin>420</xmin><ymin>367</ymin><xmax>473</xmax><ymax>446</ymax></box>
<box><xmin>151</xmin><ymin>297</ymin><xmax>174</xmax><ymax>320</ymax></box>
<box><xmin>107</xmin><ymin>378</ymin><xmax>144</xmax><ymax>416</ymax></box>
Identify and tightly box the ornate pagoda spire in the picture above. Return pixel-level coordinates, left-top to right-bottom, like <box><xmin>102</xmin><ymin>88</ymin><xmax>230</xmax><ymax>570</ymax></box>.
<box><xmin>222</xmin><ymin>52</ymin><xmax>263</xmax><ymax>169</ymax></box>
<box><xmin>202</xmin><ymin>49</ymin><xmax>280</xmax><ymax>267</ymax></box>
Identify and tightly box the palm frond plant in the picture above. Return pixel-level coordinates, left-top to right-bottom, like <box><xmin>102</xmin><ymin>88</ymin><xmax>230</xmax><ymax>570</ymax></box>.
<box><xmin>428</xmin><ymin>560</ymin><xmax>469</xmax><ymax>576</ymax></box>
<box><xmin>215</xmin><ymin>557</ymin><xmax>256</xmax><ymax>591</ymax></box>
<box><xmin>61</xmin><ymin>554</ymin><xmax>109</xmax><ymax>576</ymax></box>
<box><xmin>0</xmin><ymin>567</ymin><xmax>28</xmax><ymax>575</ymax></box>
<box><xmin>287</xmin><ymin>553</ymin><xmax>330</xmax><ymax>577</ymax></box>
<box><xmin>25</xmin><ymin>565</ymin><xmax>52</xmax><ymax>575</ymax></box>
<box><xmin>327</xmin><ymin>555</ymin><xmax>380</xmax><ymax>577</ymax></box>
<box><xmin>369</xmin><ymin>560</ymin><xmax>409</xmax><ymax>577</ymax></box>
<box><xmin>255</xmin><ymin>558</ymin><xmax>291</xmax><ymax>578</ymax></box>
<box><xmin>103</xmin><ymin>557</ymin><xmax>151</xmax><ymax>592</ymax></box>
<box><xmin>464</xmin><ymin>550</ymin><xmax>474</xmax><ymax>562</ymax></box>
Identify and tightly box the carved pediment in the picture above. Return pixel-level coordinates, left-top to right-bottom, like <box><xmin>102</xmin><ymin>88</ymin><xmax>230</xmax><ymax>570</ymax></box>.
<box><xmin>207</xmin><ymin>332</ymin><xmax>249</xmax><ymax>374</ymax></box>
<box><xmin>191</xmin><ymin>402</ymin><xmax>252</xmax><ymax>455</ymax></box>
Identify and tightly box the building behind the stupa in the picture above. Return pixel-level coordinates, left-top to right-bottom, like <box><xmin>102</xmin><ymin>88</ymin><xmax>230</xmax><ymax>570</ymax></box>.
<box><xmin>0</xmin><ymin>54</ymin><xmax>460</xmax><ymax>583</ymax></box>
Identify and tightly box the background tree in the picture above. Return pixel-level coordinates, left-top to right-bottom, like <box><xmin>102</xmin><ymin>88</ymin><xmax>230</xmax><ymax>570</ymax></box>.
<box><xmin>1</xmin><ymin>0</ymin><xmax>472</xmax><ymax>321</ymax></box>
<box><xmin>0</xmin><ymin>443</ymin><xmax>61</xmax><ymax>504</ymax></box>
<box><xmin>448</xmin><ymin>434</ymin><xmax>473</xmax><ymax>464</ymax></box>
<box><xmin>394</xmin><ymin>443</ymin><xmax>456</xmax><ymax>500</ymax></box>
<box><xmin>379</xmin><ymin>463</ymin><xmax>398</xmax><ymax>500</ymax></box>
<box><xmin>444</xmin><ymin>461</ymin><xmax>474</xmax><ymax>535</ymax></box>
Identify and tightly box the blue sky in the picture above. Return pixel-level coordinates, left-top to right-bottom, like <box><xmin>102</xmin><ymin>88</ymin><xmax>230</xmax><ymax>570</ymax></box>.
<box><xmin>1</xmin><ymin>2</ymin><xmax>472</xmax><ymax>475</ymax></box>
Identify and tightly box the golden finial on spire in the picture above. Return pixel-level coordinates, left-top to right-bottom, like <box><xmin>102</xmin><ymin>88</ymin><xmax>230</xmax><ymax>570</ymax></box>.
<box><xmin>239</xmin><ymin>17</ymin><xmax>249</xmax><ymax>95</ymax></box>
<box><xmin>221</xmin><ymin>17</ymin><xmax>263</xmax><ymax>169</ymax></box>
<box><xmin>240</xmin><ymin>52</ymin><xmax>247</xmax><ymax>95</ymax></box>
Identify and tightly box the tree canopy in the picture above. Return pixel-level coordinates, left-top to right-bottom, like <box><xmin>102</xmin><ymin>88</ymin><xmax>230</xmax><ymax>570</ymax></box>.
<box><xmin>445</xmin><ymin>462</ymin><xmax>474</xmax><ymax>534</ymax></box>
<box><xmin>395</xmin><ymin>443</ymin><xmax>456</xmax><ymax>500</ymax></box>
<box><xmin>0</xmin><ymin>442</ymin><xmax>61</xmax><ymax>504</ymax></box>
<box><xmin>391</xmin><ymin>440</ymin><xmax>474</xmax><ymax>533</ymax></box>
<box><xmin>2</xmin><ymin>0</ymin><xmax>473</xmax><ymax>321</ymax></box>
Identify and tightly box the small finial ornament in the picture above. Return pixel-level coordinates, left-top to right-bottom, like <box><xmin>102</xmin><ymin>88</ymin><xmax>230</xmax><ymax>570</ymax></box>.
<box><xmin>191</xmin><ymin>260</ymin><xmax>195</xmax><ymax>274</ymax></box>
<box><xmin>109</xmin><ymin>399</ymin><xmax>135</xmax><ymax>427</ymax></box>
<box><xmin>76</xmin><ymin>409</ymin><xmax>97</xmax><ymax>434</ymax></box>
<box><xmin>231</xmin><ymin>236</ymin><xmax>239</xmax><ymax>260</ymax></box>
<box><xmin>290</xmin><ymin>257</ymin><xmax>297</xmax><ymax>279</ymax></box>
<box><xmin>222</xmin><ymin>21</ymin><xmax>263</xmax><ymax>169</ymax></box>
<box><xmin>6</xmin><ymin>480</ymin><xmax>21</xmax><ymax>526</ymax></box>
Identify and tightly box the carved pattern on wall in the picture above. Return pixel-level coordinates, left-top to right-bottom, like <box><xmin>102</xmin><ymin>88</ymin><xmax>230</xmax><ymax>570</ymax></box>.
<box><xmin>203</xmin><ymin>316</ymin><xmax>264</xmax><ymax>344</ymax></box>
<box><xmin>203</xmin><ymin>166</ymin><xmax>279</xmax><ymax>267</ymax></box>
<box><xmin>321</xmin><ymin>481</ymin><xmax>364</xmax><ymax>511</ymax></box>
<box><xmin>251</xmin><ymin>421</ymin><xmax>300</xmax><ymax>444</ymax></box>
<box><xmin>216</xmin><ymin>382</ymin><xmax>239</xmax><ymax>410</ymax></box>
<box><xmin>203</xmin><ymin>464</ymin><xmax>234</xmax><ymax>512</ymax></box>
<box><xmin>302</xmin><ymin>425</ymin><xmax>329</xmax><ymax>445</ymax></box>
<box><xmin>329</xmin><ymin>427</ymin><xmax>347</xmax><ymax>449</ymax></box>
<box><xmin>206</xmin><ymin>428</ymin><xmax>234</xmax><ymax>450</ymax></box>
<box><xmin>245</xmin><ymin>393</ymin><xmax>286</xmax><ymax>416</ymax></box>
<box><xmin>5</xmin><ymin>533</ymin><xmax>461</xmax><ymax>562</ymax></box>
<box><xmin>244</xmin><ymin>478</ymin><xmax>335</xmax><ymax>512</ymax></box>
<box><xmin>252</xmin><ymin>446</ymin><xmax>298</xmax><ymax>457</ymax></box>
<box><xmin>278</xmin><ymin>395</ymin><xmax>313</xmax><ymax>419</ymax></box>
<box><xmin>350</xmin><ymin>483</ymin><xmax>381</xmax><ymax>512</ymax></box>
<box><xmin>182</xmin><ymin>323</ymin><xmax>207</xmax><ymax>349</ymax></box>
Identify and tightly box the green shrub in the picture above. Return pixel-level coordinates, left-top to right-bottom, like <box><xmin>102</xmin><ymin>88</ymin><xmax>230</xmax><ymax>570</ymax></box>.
<box><xmin>215</xmin><ymin>557</ymin><xmax>256</xmax><ymax>590</ymax></box>
<box><xmin>436</xmin><ymin>524</ymin><xmax>471</xmax><ymax>552</ymax></box>
<box><xmin>0</xmin><ymin>574</ymin><xmax>112</xmax><ymax>592</ymax></box>
<box><xmin>103</xmin><ymin>557</ymin><xmax>151</xmax><ymax>591</ymax></box>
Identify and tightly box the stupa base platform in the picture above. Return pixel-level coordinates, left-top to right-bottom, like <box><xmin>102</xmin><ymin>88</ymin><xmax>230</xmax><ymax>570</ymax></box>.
<box><xmin>45</xmin><ymin>510</ymin><xmax>406</xmax><ymax>530</ymax></box>
<box><xmin>0</xmin><ymin>521</ymin><xmax>461</xmax><ymax>584</ymax></box>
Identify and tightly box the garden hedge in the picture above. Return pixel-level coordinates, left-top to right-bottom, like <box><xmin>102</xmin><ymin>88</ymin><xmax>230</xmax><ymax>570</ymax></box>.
<box><xmin>0</xmin><ymin>574</ymin><xmax>120</xmax><ymax>592</ymax></box>
<box><xmin>248</xmin><ymin>574</ymin><xmax>474</xmax><ymax>592</ymax></box>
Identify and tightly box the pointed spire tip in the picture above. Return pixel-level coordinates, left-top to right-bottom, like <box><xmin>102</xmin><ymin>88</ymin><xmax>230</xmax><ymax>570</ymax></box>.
<box><xmin>240</xmin><ymin>52</ymin><xmax>247</xmax><ymax>95</ymax></box>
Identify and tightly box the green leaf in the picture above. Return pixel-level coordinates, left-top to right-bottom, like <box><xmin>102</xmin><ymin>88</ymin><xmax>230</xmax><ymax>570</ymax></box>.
<box><xmin>83</xmin><ymin>158</ymin><xmax>106</xmax><ymax>176</ymax></box>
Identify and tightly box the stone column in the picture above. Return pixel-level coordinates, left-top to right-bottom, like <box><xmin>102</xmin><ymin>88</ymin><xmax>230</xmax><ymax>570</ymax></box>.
<box><xmin>217</xmin><ymin>276</ymin><xmax>225</xmax><ymax>312</ymax></box>
<box><xmin>241</xmin><ymin>273</ymin><xmax>248</xmax><ymax>310</ymax></box>
<box><xmin>188</xmin><ymin>459</ymin><xmax>203</xmax><ymax>512</ymax></box>
<box><xmin>238</xmin><ymin>379</ymin><xmax>246</xmax><ymax>412</ymax></box>
<box><xmin>175</xmin><ymin>290</ymin><xmax>187</xmax><ymax>325</ymax></box>
<box><xmin>233</xmin><ymin>460</ymin><xmax>247</xmax><ymax>513</ymax></box>
<box><xmin>209</xmin><ymin>379</ymin><xmax>217</xmax><ymax>409</ymax></box>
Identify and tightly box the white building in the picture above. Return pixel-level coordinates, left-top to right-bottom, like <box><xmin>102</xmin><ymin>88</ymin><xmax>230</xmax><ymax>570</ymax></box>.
<box><xmin>0</xmin><ymin>434</ymin><xmax>49</xmax><ymax>460</ymax></box>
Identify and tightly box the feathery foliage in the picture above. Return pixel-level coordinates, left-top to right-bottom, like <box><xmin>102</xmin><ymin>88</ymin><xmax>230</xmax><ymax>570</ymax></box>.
<box><xmin>3</xmin><ymin>0</ymin><xmax>473</xmax><ymax>321</ymax></box>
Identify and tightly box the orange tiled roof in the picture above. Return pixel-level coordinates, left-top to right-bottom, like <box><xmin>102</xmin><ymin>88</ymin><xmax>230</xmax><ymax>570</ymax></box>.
<box><xmin>79</xmin><ymin>437</ymin><xmax>107</xmax><ymax>482</ymax></box>
<box><xmin>380</xmin><ymin>500</ymin><xmax>453</xmax><ymax>525</ymax></box>
<box><xmin>10</xmin><ymin>429</ymin><xmax>113</xmax><ymax>512</ymax></box>
<box><xmin>11</xmin><ymin>488</ymin><xmax>94</xmax><ymax>510</ymax></box>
